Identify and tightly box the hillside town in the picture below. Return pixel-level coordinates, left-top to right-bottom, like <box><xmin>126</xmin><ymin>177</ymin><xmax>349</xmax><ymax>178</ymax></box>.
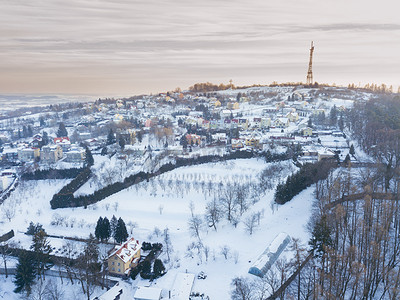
<box><xmin>0</xmin><ymin>85</ymin><xmax>385</xmax><ymax>299</ymax></box>
<box><xmin>0</xmin><ymin>86</ymin><xmax>364</xmax><ymax>189</ymax></box>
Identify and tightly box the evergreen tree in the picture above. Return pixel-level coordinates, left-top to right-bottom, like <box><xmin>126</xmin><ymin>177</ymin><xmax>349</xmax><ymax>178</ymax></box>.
<box><xmin>153</xmin><ymin>259</ymin><xmax>166</xmax><ymax>278</ymax></box>
<box><xmin>102</xmin><ymin>217</ymin><xmax>111</xmax><ymax>241</ymax></box>
<box><xmin>309</xmin><ymin>215</ymin><xmax>333</xmax><ymax>258</ymax></box>
<box><xmin>114</xmin><ymin>217</ymin><xmax>128</xmax><ymax>244</ymax></box>
<box><xmin>119</xmin><ymin>137</ymin><xmax>126</xmax><ymax>150</ymax></box>
<box><xmin>95</xmin><ymin>217</ymin><xmax>111</xmax><ymax>242</ymax></box>
<box><xmin>13</xmin><ymin>251</ymin><xmax>36</xmax><ymax>295</ymax></box>
<box><xmin>101</xmin><ymin>146</ymin><xmax>108</xmax><ymax>156</ymax></box>
<box><xmin>349</xmin><ymin>144</ymin><xmax>355</xmax><ymax>156</ymax></box>
<box><xmin>57</xmin><ymin>122</ymin><xmax>68</xmax><ymax>137</ymax></box>
<box><xmin>110</xmin><ymin>215</ymin><xmax>118</xmax><ymax>238</ymax></box>
<box><xmin>22</xmin><ymin>125</ymin><xmax>28</xmax><ymax>138</ymax></box>
<box><xmin>84</xmin><ymin>146</ymin><xmax>94</xmax><ymax>166</ymax></box>
<box><xmin>330</xmin><ymin>105</ymin><xmax>338</xmax><ymax>126</ymax></box>
<box><xmin>338</xmin><ymin>114</ymin><xmax>344</xmax><ymax>131</ymax></box>
<box><xmin>307</xmin><ymin>118</ymin><xmax>312</xmax><ymax>128</ymax></box>
<box><xmin>39</xmin><ymin>116</ymin><xmax>46</xmax><ymax>127</ymax></box>
<box><xmin>94</xmin><ymin>217</ymin><xmax>104</xmax><ymax>240</ymax></box>
<box><xmin>30</xmin><ymin>230</ymin><xmax>53</xmax><ymax>281</ymax></box>
<box><xmin>136</xmin><ymin>130</ymin><xmax>143</xmax><ymax>143</ymax></box>
<box><xmin>180</xmin><ymin>135</ymin><xmax>188</xmax><ymax>150</ymax></box>
<box><xmin>141</xmin><ymin>260</ymin><xmax>151</xmax><ymax>274</ymax></box>
<box><xmin>42</xmin><ymin>131</ymin><xmax>49</xmax><ymax>146</ymax></box>
<box><xmin>107</xmin><ymin>128</ymin><xmax>115</xmax><ymax>145</ymax></box>
<box><xmin>27</xmin><ymin>125</ymin><xmax>33</xmax><ymax>137</ymax></box>
<box><xmin>27</xmin><ymin>222</ymin><xmax>45</xmax><ymax>236</ymax></box>
<box><xmin>344</xmin><ymin>154</ymin><xmax>351</xmax><ymax>165</ymax></box>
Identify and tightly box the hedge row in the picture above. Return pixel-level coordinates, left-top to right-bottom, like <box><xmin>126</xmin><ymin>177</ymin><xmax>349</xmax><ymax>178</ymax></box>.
<box><xmin>22</xmin><ymin>168</ymin><xmax>85</xmax><ymax>180</ymax></box>
<box><xmin>50</xmin><ymin>167</ymin><xmax>92</xmax><ymax>209</ymax></box>
<box><xmin>274</xmin><ymin>159</ymin><xmax>336</xmax><ymax>205</ymax></box>
<box><xmin>50</xmin><ymin>150</ymin><xmax>269</xmax><ymax>209</ymax></box>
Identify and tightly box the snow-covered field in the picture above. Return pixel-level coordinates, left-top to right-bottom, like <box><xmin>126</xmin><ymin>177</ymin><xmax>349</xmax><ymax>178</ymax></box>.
<box><xmin>1</xmin><ymin>158</ymin><xmax>315</xmax><ymax>299</ymax></box>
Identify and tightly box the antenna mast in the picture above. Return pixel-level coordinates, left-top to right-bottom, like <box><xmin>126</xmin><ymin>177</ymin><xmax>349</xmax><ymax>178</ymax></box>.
<box><xmin>306</xmin><ymin>41</ymin><xmax>314</xmax><ymax>85</ymax></box>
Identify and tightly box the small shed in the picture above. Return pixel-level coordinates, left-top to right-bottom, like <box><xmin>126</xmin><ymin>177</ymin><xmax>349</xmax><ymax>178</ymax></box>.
<box><xmin>248</xmin><ymin>233</ymin><xmax>291</xmax><ymax>277</ymax></box>
<box><xmin>92</xmin><ymin>283</ymin><xmax>123</xmax><ymax>300</ymax></box>
<box><xmin>170</xmin><ymin>273</ymin><xmax>195</xmax><ymax>299</ymax></box>
<box><xmin>134</xmin><ymin>286</ymin><xmax>162</xmax><ymax>300</ymax></box>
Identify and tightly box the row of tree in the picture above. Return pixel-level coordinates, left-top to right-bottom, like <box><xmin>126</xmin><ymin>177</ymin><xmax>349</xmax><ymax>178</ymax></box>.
<box><xmin>274</xmin><ymin>159</ymin><xmax>335</xmax><ymax>204</ymax></box>
<box><xmin>94</xmin><ymin>216</ymin><xmax>128</xmax><ymax>244</ymax></box>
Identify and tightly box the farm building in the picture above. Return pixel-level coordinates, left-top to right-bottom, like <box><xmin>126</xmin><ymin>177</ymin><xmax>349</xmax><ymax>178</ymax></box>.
<box><xmin>248</xmin><ymin>233</ymin><xmax>291</xmax><ymax>277</ymax></box>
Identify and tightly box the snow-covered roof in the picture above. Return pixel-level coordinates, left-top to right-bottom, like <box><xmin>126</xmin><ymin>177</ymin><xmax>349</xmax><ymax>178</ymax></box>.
<box><xmin>134</xmin><ymin>286</ymin><xmax>162</xmax><ymax>300</ymax></box>
<box><xmin>93</xmin><ymin>283</ymin><xmax>123</xmax><ymax>300</ymax></box>
<box><xmin>249</xmin><ymin>233</ymin><xmax>291</xmax><ymax>278</ymax></box>
<box><xmin>170</xmin><ymin>273</ymin><xmax>195</xmax><ymax>300</ymax></box>
<box><xmin>108</xmin><ymin>237</ymin><xmax>141</xmax><ymax>263</ymax></box>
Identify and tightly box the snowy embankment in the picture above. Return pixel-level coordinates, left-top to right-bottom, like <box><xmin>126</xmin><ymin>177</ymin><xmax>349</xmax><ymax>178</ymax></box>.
<box><xmin>1</xmin><ymin>158</ymin><xmax>314</xmax><ymax>299</ymax></box>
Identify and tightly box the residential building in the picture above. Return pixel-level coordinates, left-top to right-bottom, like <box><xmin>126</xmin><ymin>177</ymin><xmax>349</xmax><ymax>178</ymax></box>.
<box><xmin>54</xmin><ymin>137</ymin><xmax>71</xmax><ymax>151</ymax></box>
<box><xmin>18</xmin><ymin>147</ymin><xmax>40</xmax><ymax>162</ymax></box>
<box><xmin>302</xmin><ymin>127</ymin><xmax>313</xmax><ymax>137</ymax></box>
<box><xmin>186</xmin><ymin>134</ymin><xmax>201</xmax><ymax>146</ymax></box>
<box><xmin>64</xmin><ymin>147</ymin><xmax>85</xmax><ymax>163</ymax></box>
<box><xmin>41</xmin><ymin>145</ymin><xmax>63</xmax><ymax>163</ymax></box>
<box><xmin>245</xmin><ymin>137</ymin><xmax>261</xmax><ymax>149</ymax></box>
<box><xmin>108</xmin><ymin>237</ymin><xmax>141</xmax><ymax>276</ymax></box>
<box><xmin>273</xmin><ymin>118</ymin><xmax>289</xmax><ymax>128</ymax></box>
<box><xmin>286</xmin><ymin>112</ymin><xmax>299</xmax><ymax>123</ymax></box>
<box><xmin>231</xmin><ymin>138</ymin><xmax>244</xmax><ymax>150</ymax></box>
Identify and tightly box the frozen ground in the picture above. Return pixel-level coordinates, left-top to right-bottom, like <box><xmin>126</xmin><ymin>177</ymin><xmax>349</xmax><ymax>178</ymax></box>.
<box><xmin>0</xmin><ymin>158</ymin><xmax>314</xmax><ymax>299</ymax></box>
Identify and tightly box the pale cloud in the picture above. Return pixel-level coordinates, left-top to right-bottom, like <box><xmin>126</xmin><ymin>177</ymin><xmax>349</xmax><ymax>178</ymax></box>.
<box><xmin>0</xmin><ymin>0</ymin><xmax>399</xmax><ymax>95</ymax></box>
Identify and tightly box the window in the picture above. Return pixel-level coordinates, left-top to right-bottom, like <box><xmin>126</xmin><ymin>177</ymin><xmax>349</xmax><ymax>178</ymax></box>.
<box><xmin>118</xmin><ymin>263</ymin><xmax>120</xmax><ymax>266</ymax></box>
<box><xmin>112</xmin><ymin>262</ymin><xmax>114</xmax><ymax>265</ymax></box>
<box><xmin>118</xmin><ymin>269</ymin><xmax>121</xmax><ymax>272</ymax></box>
<box><xmin>112</xmin><ymin>268</ymin><xmax>115</xmax><ymax>271</ymax></box>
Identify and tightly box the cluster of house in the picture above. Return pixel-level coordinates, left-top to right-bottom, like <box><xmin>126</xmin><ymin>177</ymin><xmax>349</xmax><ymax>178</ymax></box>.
<box><xmin>1</xmin><ymin>135</ymin><xmax>86</xmax><ymax>164</ymax></box>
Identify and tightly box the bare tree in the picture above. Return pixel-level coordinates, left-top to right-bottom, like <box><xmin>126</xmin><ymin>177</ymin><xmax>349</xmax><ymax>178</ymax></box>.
<box><xmin>244</xmin><ymin>213</ymin><xmax>258</xmax><ymax>235</ymax></box>
<box><xmin>231</xmin><ymin>277</ymin><xmax>253</xmax><ymax>300</ymax></box>
<box><xmin>220</xmin><ymin>245</ymin><xmax>230</xmax><ymax>260</ymax></box>
<box><xmin>163</xmin><ymin>227</ymin><xmax>173</xmax><ymax>263</ymax></box>
<box><xmin>1</xmin><ymin>199</ymin><xmax>16</xmax><ymax>222</ymax></box>
<box><xmin>75</xmin><ymin>234</ymin><xmax>100</xmax><ymax>300</ymax></box>
<box><xmin>219</xmin><ymin>184</ymin><xmax>238</xmax><ymax>223</ymax></box>
<box><xmin>29</xmin><ymin>280</ymin><xmax>47</xmax><ymax>300</ymax></box>
<box><xmin>188</xmin><ymin>215</ymin><xmax>203</xmax><ymax>242</ymax></box>
<box><xmin>43</xmin><ymin>279</ymin><xmax>65</xmax><ymax>300</ymax></box>
<box><xmin>205</xmin><ymin>197</ymin><xmax>222</xmax><ymax>231</ymax></box>
<box><xmin>203</xmin><ymin>245</ymin><xmax>210</xmax><ymax>262</ymax></box>
<box><xmin>234</xmin><ymin>184</ymin><xmax>249</xmax><ymax>216</ymax></box>
<box><xmin>0</xmin><ymin>240</ymin><xmax>15</xmax><ymax>278</ymax></box>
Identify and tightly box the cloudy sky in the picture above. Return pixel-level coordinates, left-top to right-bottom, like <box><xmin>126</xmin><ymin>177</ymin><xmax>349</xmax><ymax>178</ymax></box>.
<box><xmin>0</xmin><ymin>0</ymin><xmax>399</xmax><ymax>96</ymax></box>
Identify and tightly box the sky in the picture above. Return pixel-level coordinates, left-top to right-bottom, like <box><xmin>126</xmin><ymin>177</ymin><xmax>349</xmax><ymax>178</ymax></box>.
<box><xmin>0</xmin><ymin>0</ymin><xmax>399</xmax><ymax>96</ymax></box>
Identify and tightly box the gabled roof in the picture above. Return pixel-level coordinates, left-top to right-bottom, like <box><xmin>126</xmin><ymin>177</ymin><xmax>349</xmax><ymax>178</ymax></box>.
<box><xmin>108</xmin><ymin>237</ymin><xmax>141</xmax><ymax>263</ymax></box>
<box><xmin>54</xmin><ymin>137</ymin><xmax>70</xmax><ymax>144</ymax></box>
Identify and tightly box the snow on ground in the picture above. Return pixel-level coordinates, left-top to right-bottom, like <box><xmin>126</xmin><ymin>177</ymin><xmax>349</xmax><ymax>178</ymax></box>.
<box><xmin>1</xmin><ymin>158</ymin><xmax>314</xmax><ymax>299</ymax></box>
<box><xmin>74</xmin><ymin>154</ymin><xmax>143</xmax><ymax>196</ymax></box>
<box><xmin>0</xmin><ymin>273</ymin><xmax>123</xmax><ymax>300</ymax></box>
